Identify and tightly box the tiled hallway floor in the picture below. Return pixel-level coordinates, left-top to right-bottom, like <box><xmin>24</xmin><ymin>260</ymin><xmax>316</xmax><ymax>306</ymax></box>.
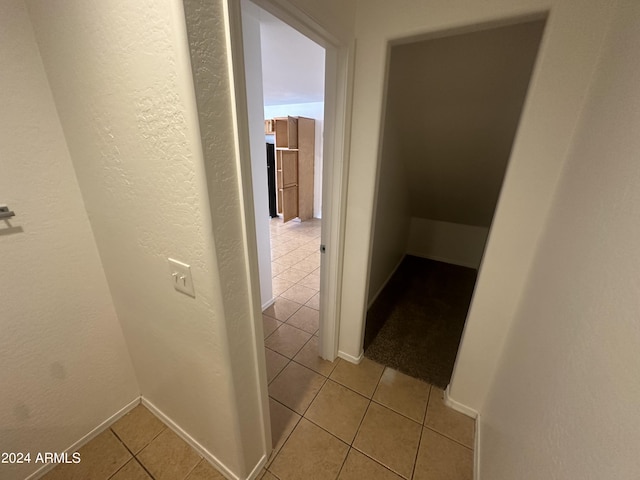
<box><xmin>261</xmin><ymin>217</ymin><xmax>475</xmax><ymax>480</ymax></box>
<box><xmin>43</xmin><ymin>218</ymin><xmax>474</xmax><ymax>480</ymax></box>
<box><xmin>41</xmin><ymin>404</ymin><xmax>225</xmax><ymax>480</ymax></box>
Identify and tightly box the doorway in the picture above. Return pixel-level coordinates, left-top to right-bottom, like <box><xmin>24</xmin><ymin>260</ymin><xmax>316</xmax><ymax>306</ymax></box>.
<box><xmin>239</xmin><ymin>0</ymin><xmax>348</xmax><ymax>363</ymax></box>
<box><xmin>236</xmin><ymin>0</ymin><xmax>351</xmax><ymax>460</ymax></box>
<box><xmin>365</xmin><ymin>18</ymin><xmax>547</xmax><ymax>387</ymax></box>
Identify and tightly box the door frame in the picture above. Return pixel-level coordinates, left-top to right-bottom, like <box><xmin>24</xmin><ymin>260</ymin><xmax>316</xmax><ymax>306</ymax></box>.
<box><xmin>226</xmin><ymin>0</ymin><xmax>353</xmax><ymax>362</ymax></box>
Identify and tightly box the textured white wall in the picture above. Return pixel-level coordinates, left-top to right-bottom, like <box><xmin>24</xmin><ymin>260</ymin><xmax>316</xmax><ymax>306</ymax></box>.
<box><xmin>339</xmin><ymin>0</ymin><xmax>616</xmax><ymax>414</ymax></box>
<box><xmin>407</xmin><ymin>219</ymin><xmax>489</xmax><ymax>269</ymax></box>
<box><xmin>28</xmin><ymin>0</ymin><xmax>261</xmax><ymax>476</ymax></box>
<box><xmin>480</xmin><ymin>2</ymin><xmax>640</xmax><ymax>477</ymax></box>
<box><xmin>243</xmin><ymin>0</ymin><xmax>275</xmax><ymax>310</ymax></box>
<box><xmin>264</xmin><ymin>102</ymin><xmax>324</xmax><ymax>218</ymax></box>
<box><xmin>0</xmin><ymin>2</ymin><xmax>139</xmax><ymax>479</ymax></box>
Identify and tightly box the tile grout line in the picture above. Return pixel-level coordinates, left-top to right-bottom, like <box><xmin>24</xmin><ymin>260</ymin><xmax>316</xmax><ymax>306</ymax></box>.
<box><xmin>409</xmin><ymin>414</ymin><xmax>425</xmax><ymax>480</ymax></box>
<box><xmin>108</xmin><ymin>427</ymin><xmax>159</xmax><ymax>480</ymax></box>
<box><xmin>422</xmin><ymin>425</ymin><xmax>474</xmax><ymax>451</ymax></box>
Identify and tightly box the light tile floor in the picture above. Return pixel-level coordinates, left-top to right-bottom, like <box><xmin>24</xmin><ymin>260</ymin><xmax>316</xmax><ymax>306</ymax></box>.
<box><xmin>262</xmin><ymin>217</ymin><xmax>475</xmax><ymax>480</ymax></box>
<box><xmin>42</xmin><ymin>218</ymin><xmax>474</xmax><ymax>480</ymax></box>
<box><xmin>41</xmin><ymin>404</ymin><xmax>225</xmax><ymax>480</ymax></box>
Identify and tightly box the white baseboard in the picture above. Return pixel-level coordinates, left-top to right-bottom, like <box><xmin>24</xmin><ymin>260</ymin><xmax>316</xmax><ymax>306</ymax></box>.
<box><xmin>367</xmin><ymin>254</ymin><xmax>406</xmax><ymax>309</ymax></box>
<box><xmin>261</xmin><ymin>297</ymin><xmax>275</xmax><ymax>312</ymax></box>
<box><xmin>443</xmin><ymin>386</ymin><xmax>480</xmax><ymax>479</ymax></box>
<box><xmin>140</xmin><ymin>397</ymin><xmax>267</xmax><ymax>480</ymax></box>
<box><xmin>474</xmin><ymin>414</ymin><xmax>481</xmax><ymax>480</ymax></box>
<box><xmin>338</xmin><ymin>349</ymin><xmax>364</xmax><ymax>364</ymax></box>
<box><xmin>406</xmin><ymin>251</ymin><xmax>479</xmax><ymax>270</ymax></box>
<box><xmin>27</xmin><ymin>397</ymin><xmax>140</xmax><ymax>480</ymax></box>
<box><xmin>443</xmin><ymin>385</ymin><xmax>478</xmax><ymax>419</ymax></box>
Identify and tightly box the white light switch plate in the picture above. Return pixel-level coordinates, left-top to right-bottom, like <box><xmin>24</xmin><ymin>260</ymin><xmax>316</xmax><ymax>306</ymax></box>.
<box><xmin>168</xmin><ymin>258</ymin><xmax>195</xmax><ymax>297</ymax></box>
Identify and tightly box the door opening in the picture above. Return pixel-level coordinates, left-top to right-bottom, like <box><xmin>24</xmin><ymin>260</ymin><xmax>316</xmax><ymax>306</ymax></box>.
<box><xmin>364</xmin><ymin>17</ymin><xmax>547</xmax><ymax>388</ymax></box>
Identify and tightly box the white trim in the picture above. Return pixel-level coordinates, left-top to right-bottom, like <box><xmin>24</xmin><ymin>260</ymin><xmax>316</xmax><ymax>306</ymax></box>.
<box><xmin>261</xmin><ymin>296</ymin><xmax>275</xmax><ymax>312</ymax></box>
<box><xmin>26</xmin><ymin>397</ymin><xmax>140</xmax><ymax>480</ymax></box>
<box><xmin>474</xmin><ymin>413</ymin><xmax>481</xmax><ymax>480</ymax></box>
<box><xmin>444</xmin><ymin>385</ymin><xmax>481</xmax><ymax>479</ymax></box>
<box><xmin>338</xmin><ymin>349</ymin><xmax>363</xmax><ymax>364</ymax></box>
<box><xmin>444</xmin><ymin>384</ymin><xmax>478</xmax><ymax>419</ymax></box>
<box><xmin>141</xmin><ymin>397</ymin><xmax>266</xmax><ymax>480</ymax></box>
<box><xmin>406</xmin><ymin>251</ymin><xmax>480</xmax><ymax>270</ymax></box>
<box><xmin>367</xmin><ymin>253</ymin><xmax>406</xmax><ymax>309</ymax></box>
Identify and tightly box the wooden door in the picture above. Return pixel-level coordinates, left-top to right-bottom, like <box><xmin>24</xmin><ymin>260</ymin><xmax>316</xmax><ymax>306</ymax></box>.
<box><xmin>276</xmin><ymin>150</ymin><xmax>299</xmax><ymax>222</ymax></box>
<box><xmin>297</xmin><ymin>117</ymin><xmax>315</xmax><ymax>220</ymax></box>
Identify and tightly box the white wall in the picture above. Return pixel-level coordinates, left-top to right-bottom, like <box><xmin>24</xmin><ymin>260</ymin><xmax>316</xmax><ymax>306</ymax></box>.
<box><xmin>480</xmin><ymin>2</ymin><xmax>640</xmax><ymax>477</ymax></box>
<box><xmin>28</xmin><ymin>0</ymin><xmax>264</xmax><ymax>477</ymax></box>
<box><xmin>338</xmin><ymin>0</ymin><xmax>617</xmax><ymax>414</ymax></box>
<box><xmin>387</xmin><ymin>20</ymin><xmax>545</xmax><ymax>228</ymax></box>
<box><xmin>264</xmin><ymin>102</ymin><xmax>324</xmax><ymax>218</ymax></box>
<box><xmin>243</xmin><ymin>0</ymin><xmax>274</xmax><ymax>310</ymax></box>
<box><xmin>0</xmin><ymin>2</ymin><xmax>139</xmax><ymax>479</ymax></box>
<box><xmin>260</xmin><ymin>9</ymin><xmax>325</xmax><ymax>106</ymax></box>
<box><xmin>407</xmin><ymin>219</ymin><xmax>489</xmax><ymax>269</ymax></box>
<box><xmin>366</xmin><ymin>100</ymin><xmax>411</xmax><ymax>306</ymax></box>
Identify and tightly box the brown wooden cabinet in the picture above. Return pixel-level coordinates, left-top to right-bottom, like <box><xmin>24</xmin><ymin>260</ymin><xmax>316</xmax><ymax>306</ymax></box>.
<box><xmin>272</xmin><ymin>116</ymin><xmax>315</xmax><ymax>222</ymax></box>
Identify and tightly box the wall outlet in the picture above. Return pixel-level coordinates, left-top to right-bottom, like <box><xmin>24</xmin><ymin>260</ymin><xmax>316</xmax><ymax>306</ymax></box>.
<box><xmin>168</xmin><ymin>258</ymin><xmax>195</xmax><ymax>297</ymax></box>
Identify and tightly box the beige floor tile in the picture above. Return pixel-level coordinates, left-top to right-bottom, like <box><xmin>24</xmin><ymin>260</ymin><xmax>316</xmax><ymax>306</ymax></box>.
<box><xmin>111</xmin><ymin>405</ymin><xmax>166</xmax><ymax>454</ymax></box>
<box><xmin>110</xmin><ymin>459</ymin><xmax>151</xmax><ymax>480</ymax></box>
<box><xmin>265</xmin><ymin>347</ymin><xmax>289</xmax><ymax>383</ymax></box>
<box><xmin>42</xmin><ymin>430</ymin><xmax>131</xmax><ymax>480</ymax></box>
<box><xmin>298</xmin><ymin>272</ymin><xmax>320</xmax><ymax>290</ymax></box>
<box><xmin>185</xmin><ymin>459</ymin><xmax>226</xmax><ymax>479</ymax></box>
<box><xmin>424</xmin><ymin>387</ymin><xmax>475</xmax><ymax>448</ymax></box>
<box><xmin>274</xmin><ymin>251</ymin><xmax>311</xmax><ymax>268</ymax></box>
<box><xmin>276</xmin><ymin>267</ymin><xmax>310</xmax><ymax>284</ymax></box>
<box><xmin>264</xmin><ymin>298</ymin><xmax>303</xmax><ymax>321</ymax></box>
<box><xmin>330</xmin><ymin>357</ymin><xmax>385</xmax><ymax>398</ymax></box>
<box><xmin>271</xmin><ymin>246</ymin><xmax>289</xmax><ymax>260</ymax></box>
<box><xmin>286</xmin><ymin>306</ymin><xmax>319</xmax><ymax>334</ymax></box>
<box><xmin>295</xmin><ymin>242</ymin><xmax>319</xmax><ymax>254</ymax></box>
<box><xmin>269</xmin><ymin>398</ymin><xmax>301</xmax><ymax>454</ymax></box>
<box><xmin>413</xmin><ymin>428</ymin><xmax>473</xmax><ymax>480</ymax></box>
<box><xmin>280</xmin><ymin>284</ymin><xmax>318</xmax><ymax>304</ymax></box>
<box><xmin>293</xmin><ymin>336</ymin><xmax>339</xmax><ymax>376</ymax></box>
<box><xmin>263</xmin><ymin>314</ymin><xmax>283</xmax><ymax>339</ymax></box>
<box><xmin>338</xmin><ymin>449</ymin><xmax>403</xmax><ymax>480</ymax></box>
<box><xmin>305</xmin><ymin>380</ymin><xmax>369</xmax><ymax>444</ymax></box>
<box><xmin>261</xmin><ymin>472</ymin><xmax>278</xmax><ymax>480</ymax></box>
<box><xmin>270</xmin><ymin>418</ymin><xmax>349</xmax><ymax>480</ymax></box>
<box><xmin>137</xmin><ymin>429</ymin><xmax>201</xmax><ymax>480</ymax></box>
<box><xmin>273</xmin><ymin>277</ymin><xmax>295</xmax><ymax>296</ymax></box>
<box><xmin>264</xmin><ymin>324</ymin><xmax>312</xmax><ymax>359</ymax></box>
<box><xmin>268</xmin><ymin>362</ymin><xmax>326</xmax><ymax>414</ymax></box>
<box><xmin>305</xmin><ymin>292</ymin><xmax>320</xmax><ymax>310</ymax></box>
<box><xmin>353</xmin><ymin>403</ymin><xmax>422</xmax><ymax>479</ymax></box>
<box><xmin>373</xmin><ymin>368</ymin><xmax>431</xmax><ymax>423</ymax></box>
<box><xmin>271</xmin><ymin>262</ymin><xmax>289</xmax><ymax>277</ymax></box>
<box><xmin>290</xmin><ymin>258</ymin><xmax>319</xmax><ymax>274</ymax></box>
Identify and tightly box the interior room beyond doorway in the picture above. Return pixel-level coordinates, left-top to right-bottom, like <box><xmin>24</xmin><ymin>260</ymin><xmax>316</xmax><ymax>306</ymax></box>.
<box><xmin>365</xmin><ymin>18</ymin><xmax>547</xmax><ymax>387</ymax></box>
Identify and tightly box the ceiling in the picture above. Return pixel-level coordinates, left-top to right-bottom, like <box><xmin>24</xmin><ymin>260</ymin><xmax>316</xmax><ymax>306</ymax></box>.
<box><xmin>259</xmin><ymin>9</ymin><xmax>325</xmax><ymax>106</ymax></box>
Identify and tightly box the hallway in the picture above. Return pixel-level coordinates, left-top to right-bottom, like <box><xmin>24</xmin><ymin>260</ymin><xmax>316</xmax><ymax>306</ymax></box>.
<box><xmin>40</xmin><ymin>218</ymin><xmax>474</xmax><ymax>480</ymax></box>
<box><xmin>262</xmin><ymin>219</ymin><xmax>475</xmax><ymax>479</ymax></box>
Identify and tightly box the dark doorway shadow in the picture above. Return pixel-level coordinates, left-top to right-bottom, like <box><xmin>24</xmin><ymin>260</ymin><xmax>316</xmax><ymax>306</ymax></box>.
<box><xmin>364</xmin><ymin>256</ymin><xmax>477</xmax><ymax>388</ymax></box>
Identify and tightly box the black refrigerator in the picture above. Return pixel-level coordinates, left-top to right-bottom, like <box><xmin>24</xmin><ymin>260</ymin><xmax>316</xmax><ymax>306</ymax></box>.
<box><xmin>266</xmin><ymin>142</ymin><xmax>278</xmax><ymax>218</ymax></box>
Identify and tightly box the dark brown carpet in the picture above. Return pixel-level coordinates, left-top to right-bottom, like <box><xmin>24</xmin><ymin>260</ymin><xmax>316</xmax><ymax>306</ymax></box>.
<box><xmin>364</xmin><ymin>256</ymin><xmax>477</xmax><ymax>388</ymax></box>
